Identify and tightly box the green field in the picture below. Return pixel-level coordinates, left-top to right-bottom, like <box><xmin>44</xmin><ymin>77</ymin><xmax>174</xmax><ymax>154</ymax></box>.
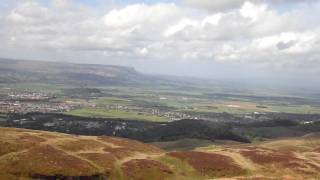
<box><xmin>30</xmin><ymin>84</ymin><xmax>320</xmax><ymax>116</ymax></box>
<box><xmin>268</xmin><ymin>105</ymin><xmax>320</xmax><ymax>114</ymax></box>
<box><xmin>94</xmin><ymin>97</ymin><xmax>133</xmax><ymax>106</ymax></box>
<box><xmin>2</xmin><ymin>82</ymin><xmax>320</xmax><ymax>122</ymax></box>
<box><xmin>66</xmin><ymin>108</ymin><xmax>169</xmax><ymax>122</ymax></box>
<box><xmin>181</xmin><ymin>105</ymin><xmax>320</xmax><ymax>114</ymax></box>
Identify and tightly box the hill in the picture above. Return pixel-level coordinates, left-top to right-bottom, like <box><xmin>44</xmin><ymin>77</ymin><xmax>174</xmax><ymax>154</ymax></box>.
<box><xmin>1</xmin><ymin>127</ymin><xmax>319</xmax><ymax>179</ymax></box>
<box><xmin>0</xmin><ymin>58</ymin><xmax>151</xmax><ymax>86</ymax></box>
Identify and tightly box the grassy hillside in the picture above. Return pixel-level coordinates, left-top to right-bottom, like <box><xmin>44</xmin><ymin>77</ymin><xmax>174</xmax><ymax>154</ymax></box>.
<box><xmin>1</xmin><ymin>127</ymin><xmax>319</xmax><ymax>179</ymax></box>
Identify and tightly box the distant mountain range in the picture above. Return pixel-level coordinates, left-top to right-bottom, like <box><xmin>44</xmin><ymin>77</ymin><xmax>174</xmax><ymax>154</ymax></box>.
<box><xmin>0</xmin><ymin>58</ymin><xmax>159</xmax><ymax>86</ymax></box>
<box><xmin>1</xmin><ymin>58</ymin><xmax>318</xmax><ymax>97</ymax></box>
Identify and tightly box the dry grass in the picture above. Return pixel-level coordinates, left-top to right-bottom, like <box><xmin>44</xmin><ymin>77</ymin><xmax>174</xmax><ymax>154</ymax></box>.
<box><xmin>78</xmin><ymin>153</ymin><xmax>116</xmax><ymax>174</ymax></box>
<box><xmin>98</xmin><ymin>136</ymin><xmax>162</xmax><ymax>154</ymax></box>
<box><xmin>168</xmin><ymin>151</ymin><xmax>247</xmax><ymax>178</ymax></box>
<box><xmin>0</xmin><ymin>128</ymin><xmax>164</xmax><ymax>179</ymax></box>
<box><xmin>121</xmin><ymin>159</ymin><xmax>174</xmax><ymax>180</ymax></box>
<box><xmin>314</xmin><ymin>147</ymin><xmax>320</xmax><ymax>153</ymax></box>
<box><xmin>56</xmin><ymin>139</ymin><xmax>110</xmax><ymax>152</ymax></box>
<box><xmin>239</xmin><ymin>147</ymin><xmax>299</xmax><ymax>165</ymax></box>
<box><xmin>1</xmin><ymin>127</ymin><xmax>320</xmax><ymax>179</ymax></box>
<box><xmin>1</xmin><ymin>145</ymin><xmax>99</xmax><ymax>177</ymax></box>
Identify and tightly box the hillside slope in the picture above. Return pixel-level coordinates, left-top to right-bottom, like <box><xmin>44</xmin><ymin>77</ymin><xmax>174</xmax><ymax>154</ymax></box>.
<box><xmin>1</xmin><ymin>127</ymin><xmax>320</xmax><ymax>179</ymax></box>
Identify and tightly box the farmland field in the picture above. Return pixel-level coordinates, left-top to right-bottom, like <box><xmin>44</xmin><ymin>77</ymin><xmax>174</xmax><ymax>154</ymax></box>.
<box><xmin>67</xmin><ymin>108</ymin><xmax>169</xmax><ymax>122</ymax></box>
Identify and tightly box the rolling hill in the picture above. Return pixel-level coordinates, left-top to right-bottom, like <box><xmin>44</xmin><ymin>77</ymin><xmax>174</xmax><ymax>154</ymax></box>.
<box><xmin>1</xmin><ymin>127</ymin><xmax>319</xmax><ymax>179</ymax></box>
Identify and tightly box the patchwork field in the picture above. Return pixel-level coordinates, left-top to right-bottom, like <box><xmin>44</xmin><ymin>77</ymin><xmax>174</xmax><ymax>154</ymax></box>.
<box><xmin>185</xmin><ymin>100</ymin><xmax>320</xmax><ymax>114</ymax></box>
<box><xmin>1</xmin><ymin>127</ymin><xmax>320</xmax><ymax>179</ymax></box>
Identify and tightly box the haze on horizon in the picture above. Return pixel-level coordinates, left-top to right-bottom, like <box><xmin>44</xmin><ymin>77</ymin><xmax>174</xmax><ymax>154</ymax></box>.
<box><xmin>0</xmin><ymin>0</ymin><xmax>320</xmax><ymax>90</ymax></box>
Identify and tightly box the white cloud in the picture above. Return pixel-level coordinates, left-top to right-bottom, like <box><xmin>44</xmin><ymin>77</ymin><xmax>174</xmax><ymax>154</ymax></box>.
<box><xmin>136</xmin><ymin>47</ymin><xmax>149</xmax><ymax>56</ymax></box>
<box><xmin>183</xmin><ymin>0</ymin><xmax>245</xmax><ymax>12</ymax></box>
<box><xmin>201</xmin><ymin>13</ymin><xmax>222</xmax><ymax>26</ymax></box>
<box><xmin>104</xmin><ymin>3</ymin><xmax>180</xmax><ymax>28</ymax></box>
<box><xmin>183</xmin><ymin>0</ymin><xmax>317</xmax><ymax>12</ymax></box>
<box><xmin>240</xmin><ymin>1</ymin><xmax>267</xmax><ymax>22</ymax></box>
<box><xmin>164</xmin><ymin>18</ymin><xmax>198</xmax><ymax>37</ymax></box>
<box><xmin>0</xmin><ymin>0</ymin><xmax>319</xmax><ymax>78</ymax></box>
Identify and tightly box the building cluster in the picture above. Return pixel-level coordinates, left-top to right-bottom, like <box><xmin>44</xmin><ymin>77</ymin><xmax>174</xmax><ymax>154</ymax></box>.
<box><xmin>163</xmin><ymin>111</ymin><xmax>197</xmax><ymax>121</ymax></box>
<box><xmin>0</xmin><ymin>101</ymin><xmax>82</xmax><ymax>113</ymax></box>
<box><xmin>138</xmin><ymin>107</ymin><xmax>199</xmax><ymax>121</ymax></box>
<box><xmin>101</xmin><ymin>103</ymin><xmax>197</xmax><ymax>121</ymax></box>
<box><xmin>103</xmin><ymin>104</ymin><xmax>130</xmax><ymax>111</ymax></box>
<box><xmin>6</xmin><ymin>92</ymin><xmax>52</xmax><ymax>101</ymax></box>
<box><xmin>0</xmin><ymin>92</ymin><xmax>90</xmax><ymax>113</ymax></box>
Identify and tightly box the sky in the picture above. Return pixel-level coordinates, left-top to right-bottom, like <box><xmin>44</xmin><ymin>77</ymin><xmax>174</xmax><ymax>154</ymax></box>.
<box><xmin>0</xmin><ymin>0</ymin><xmax>320</xmax><ymax>89</ymax></box>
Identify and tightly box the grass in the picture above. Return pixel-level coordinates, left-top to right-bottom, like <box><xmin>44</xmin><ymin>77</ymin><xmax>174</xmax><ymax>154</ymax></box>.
<box><xmin>196</xmin><ymin>145</ymin><xmax>217</xmax><ymax>151</ymax></box>
<box><xmin>1</xmin><ymin>83</ymin><xmax>66</xmax><ymax>94</ymax></box>
<box><xmin>94</xmin><ymin>97</ymin><xmax>133</xmax><ymax>106</ymax></box>
<box><xmin>157</xmin><ymin>155</ymin><xmax>201</xmax><ymax>180</ymax></box>
<box><xmin>269</xmin><ymin>105</ymin><xmax>320</xmax><ymax>114</ymax></box>
<box><xmin>167</xmin><ymin>151</ymin><xmax>247</xmax><ymax>178</ymax></box>
<box><xmin>66</xmin><ymin>108</ymin><xmax>169</xmax><ymax>122</ymax></box>
<box><xmin>151</xmin><ymin>139</ymin><xmax>216</xmax><ymax>151</ymax></box>
<box><xmin>181</xmin><ymin>107</ymin><xmax>257</xmax><ymax>114</ymax></box>
<box><xmin>182</xmin><ymin>100</ymin><xmax>320</xmax><ymax>114</ymax></box>
<box><xmin>121</xmin><ymin>159</ymin><xmax>174</xmax><ymax>180</ymax></box>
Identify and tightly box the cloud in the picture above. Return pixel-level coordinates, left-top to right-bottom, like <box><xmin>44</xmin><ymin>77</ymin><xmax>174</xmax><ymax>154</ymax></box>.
<box><xmin>277</xmin><ymin>40</ymin><xmax>297</xmax><ymax>50</ymax></box>
<box><xmin>104</xmin><ymin>3</ymin><xmax>180</xmax><ymax>28</ymax></box>
<box><xmin>183</xmin><ymin>0</ymin><xmax>245</xmax><ymax>12</ymax></box>
<box><xmin>0</xmin><ymin>0</ymin><xmax>319</xmax><ymax>79</ymax></box>
<box><xmin>183</xmin><ymin>0</ymin><xmax>317</xmax><ymax>12</ymax></box>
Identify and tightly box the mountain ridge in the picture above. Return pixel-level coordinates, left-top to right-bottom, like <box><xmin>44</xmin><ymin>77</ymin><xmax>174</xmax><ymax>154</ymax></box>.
<box><xmin>0</xmin><ymin>58</ymin><xmax>148</xmax><ymax>86</ymax></box>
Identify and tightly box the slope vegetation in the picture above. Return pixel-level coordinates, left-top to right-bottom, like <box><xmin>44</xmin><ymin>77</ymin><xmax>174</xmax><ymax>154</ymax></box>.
<box><xmin>0</xmin><ymin>127</ymin><xmax>319</xmax><ymax>179</ymax></box>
